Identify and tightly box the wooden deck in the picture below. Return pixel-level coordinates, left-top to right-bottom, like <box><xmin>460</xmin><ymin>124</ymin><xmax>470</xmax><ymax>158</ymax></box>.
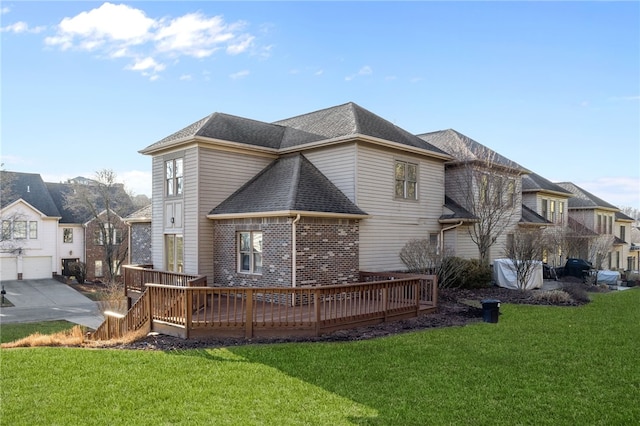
<box><xmin>90</xmin><ymin>268</ymin><xmax>437</xmax><ymax>341</ymax></box>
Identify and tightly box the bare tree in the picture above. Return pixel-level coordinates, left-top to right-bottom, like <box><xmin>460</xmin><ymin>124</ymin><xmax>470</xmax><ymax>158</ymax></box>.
<box><xmin>504</xmin><ymin>228</ymin><xmax>545</xmax><ymax>290</ymax></box>
<box><xmin>0</xmin><ymin>170</ymin><xmax>27</xmax><ymax>256</ymax></box>
<box><xmin>64</xmin><ymin>169</ymin><xmax>133</xmax><ymax>282</ymax></box>
<box><xmin>399</xmin><ymin>239</ymin><xmax>465</xmax><ymax>288</ymax></box>
<box><xmin>445</xmin><ymin>147</ymin><xmax>522</xmax><ymax>266</ymax></box>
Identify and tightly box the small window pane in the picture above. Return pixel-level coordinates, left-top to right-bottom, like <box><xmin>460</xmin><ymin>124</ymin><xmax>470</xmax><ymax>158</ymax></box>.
<box><xmin>395</xmin><ymin>162</ymin><xmax>405</xmax><ymax>180</ymax></box>
<box><xmin>2</xmin><ymin>221</ymin><xmax>11</xmax><ymax>240</ymax></box>
<box><xmin>407</xmin><ymin>164</ymin><xmax>417</xmax><ymax>181</ymax></box>
<box><xmin>240</xmin><ymin>233</ymin><xmax>250</xmax><ymax>251</ymax></box>
<box><xmin>395</xmin><ymin>180</ymin><xmax>405</xmax><ymax>198</ymax></box>
<box><xmin>253</xmin><ymin>253</ymin><xmax>262</xmax><ymax>274</ymax></box>
<box><xmin>166</xmin><ymin>161</ymin><xmax>174</xmax><ymax>179</ymax></box>
<box><xmin>29</xmin><ymin>222</ymin><xmax>37</xmax><ymax>239</ymax></box>
<box><xmin>14</xmin><ymin>221</ymin><xmax>26</xmax><ymax>239</ymax></box>
<box><xmin>407</xmin><ymin>182</ymin><xmax>416</xmax><ymax>199</ymax></box>
<box><xmin>240</xmin><ymin>253</ymin><xmax>251</xmax><ymax>272</ymax></box>
<box><xmin>63</xmin><ymin>228</ymin><xmax>73</xmax><ymax>243</ymax></box>
<box><xmin>175</xmin><ymin>158</ymin><xmax>183</xmax><ymax>177</ymax></box>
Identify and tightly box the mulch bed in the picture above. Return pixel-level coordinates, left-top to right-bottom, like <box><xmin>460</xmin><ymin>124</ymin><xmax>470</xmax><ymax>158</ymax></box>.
<box><xmin>110</xmin><ymin>282</ymin><xmax>605</xmax><ymax>351</ymax></box>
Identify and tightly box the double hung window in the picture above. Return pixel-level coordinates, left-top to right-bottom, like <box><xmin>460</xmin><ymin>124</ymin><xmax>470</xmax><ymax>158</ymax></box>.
<box><xmin>395</xmin><ymin>161</ymin><xmax>418</xmax><ymax>200</ymax></box>
<box><xmin>238</xmin><ymin>231</ymin><xmax>262</xmax><ymax>274</ymax></box>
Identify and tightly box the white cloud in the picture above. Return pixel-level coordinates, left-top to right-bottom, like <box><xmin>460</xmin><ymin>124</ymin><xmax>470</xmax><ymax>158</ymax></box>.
<box><xmin>345</xmin><ymin>65</ymin><xmax>373</xmax><ymax>81</ymax></box>
<box><xmin>230</xmin><ymin>70</ymin><xmax>250</xmax><ymax>80</ymax></box>
<box><xmin>40</xmin><ymin>3</ymin><xmax>258</xmax><ymax>80</ymax></box>
<box><xmin>1</xmin><ymin>21</ymin><xmax>46</xmax><ymax>34</ymax></box>
<box><xmin>1</xmin><ymin>7</ymin><xmax>10</xmax><ymax>15</ymax></box>
<box><xmin>179</xmin><ymin>74</ymin><xmax>192</xmax><ymax>81</ymax></box>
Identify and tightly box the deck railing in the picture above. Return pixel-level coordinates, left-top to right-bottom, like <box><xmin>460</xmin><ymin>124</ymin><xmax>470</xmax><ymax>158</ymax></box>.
<box><xmin>123</xmin><ymin>265</ymin><xmax>205</xmax><ymax>294</ymax></box>
<box><xmin>89</xmin><ymin>267</ymin><xmax>437</xmax><ymax>341</ymax></box>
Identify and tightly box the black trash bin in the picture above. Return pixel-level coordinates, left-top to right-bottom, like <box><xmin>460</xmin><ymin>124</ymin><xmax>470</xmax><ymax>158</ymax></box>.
<box><xmin>481</xmin><ymin>299</ymin><xmax>501</xmax><ymax>323</ymax></box>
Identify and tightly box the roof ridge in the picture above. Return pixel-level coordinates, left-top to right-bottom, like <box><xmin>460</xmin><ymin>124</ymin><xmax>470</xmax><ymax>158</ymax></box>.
<box><xmin>287</xmin><ymin>154</ymin><xmax>301</xmax><ymax>209</ymax></box>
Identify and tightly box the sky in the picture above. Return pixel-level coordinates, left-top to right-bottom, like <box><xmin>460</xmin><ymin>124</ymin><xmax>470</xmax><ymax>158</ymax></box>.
<box><xmin>2</xmin><ymin>1</ymin><xmax>639</xmax><ymax>211</ymax></box>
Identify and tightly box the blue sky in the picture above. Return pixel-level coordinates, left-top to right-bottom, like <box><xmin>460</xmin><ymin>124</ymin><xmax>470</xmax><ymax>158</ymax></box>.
<box><xmin>2</xmin><ymin>1</ymin><xmax>639</xmax><ymax>210</ymax></box>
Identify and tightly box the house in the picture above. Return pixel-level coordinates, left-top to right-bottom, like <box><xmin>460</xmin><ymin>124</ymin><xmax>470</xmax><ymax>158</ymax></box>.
<box><xmin>139</xmin><ymin>102</ymin><xmax>452</xmax><ymax>287</ymax></box>
<box><xmin>0</xmin><ymin>172</ymin><xmax>60</xmax><ymax>280</ymax></box>
<box><xmin>0</xmin><ymin>171</ymin><xmax>135</xmax><ymax>282</ymax></box>
<box><xmin>556</xmin><ymin>182</ymin><xmax>636</xmax><ymax>272</ymax></box>
<box><xmin>416</xmin><ymin>129</ymin><xmax>548</xmax><ymax>264</ymax></box>
<box><xmin>521</xmin><ymin>172</ymin><xmax>574</xmax><ymax>267</ymax></box>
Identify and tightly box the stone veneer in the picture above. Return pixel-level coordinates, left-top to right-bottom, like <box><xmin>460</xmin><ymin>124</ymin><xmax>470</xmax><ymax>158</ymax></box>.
<box><xmin>130</xmin><ymin>222</ymin><xmax>152</xmax><ymax>265</ymax></box>
<box><xmin>213</xmin><ymin>217</ymin><xmax>360</xmax><ymax>287</ymax></box>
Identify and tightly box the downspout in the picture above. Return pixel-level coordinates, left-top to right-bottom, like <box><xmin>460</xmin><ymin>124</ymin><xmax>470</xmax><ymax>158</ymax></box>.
<box><xmin>291</xmin><ymin>214</ymin><xmax>301</xmax><ymax>287</ymax></box>
<box><xmin>440</xmin><ymin>221</ymin><xmax>464</xmax><ymax>254</ymax></box>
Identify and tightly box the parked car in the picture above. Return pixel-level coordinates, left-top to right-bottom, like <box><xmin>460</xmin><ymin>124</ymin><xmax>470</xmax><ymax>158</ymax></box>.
<box><xmin>555</xmin><ymin>258</ymin><xmax>594</xmax><ymax>280</ymax></box>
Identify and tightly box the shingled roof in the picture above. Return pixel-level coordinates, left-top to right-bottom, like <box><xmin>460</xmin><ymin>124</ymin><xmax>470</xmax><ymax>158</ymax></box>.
<box><xmin>521</xmin><ymin>172</ymin><xmax>574</xmax><ymax>196</ymax></box>
<box><xmin>556</xmin><ymin>182</ymin><xmax>619</xmax><ymax>210</ymax></box>
<box><xmin>273</xmin><ymin>102</ymin><xmax>449</xmax><ymax>155</ymax></box>
<box><xmin>209</xmin><ymin>153</ymin><xmax>367</xmax><ymax>218</ymax></box>
<box><xmin>141</xmin><ymin>102</ymin><xmax>451</xmax><ymax>159</ymax></box>
<box><xmin>45</xmin><ymin>182</ymin><xmax>85</xmax><ymax>223</ymax></box>
<box><xmin>1</xmin><ymin>171</ymin><xmax>61</xmax><ymax>218</ymax></box>
<box><xmin>417</xmin><ymin>129</ymin><xmax>529</xmax><ymax>173</ymax></box>
<box><xmin>520</xmin><ymin>204</ymin><xmax>551</xmax><ymax>226</ymax></box>
<box><xmin>439</xmin><ymin>196</ymin><xmax>478</xmax><ymax>222</ymax></box>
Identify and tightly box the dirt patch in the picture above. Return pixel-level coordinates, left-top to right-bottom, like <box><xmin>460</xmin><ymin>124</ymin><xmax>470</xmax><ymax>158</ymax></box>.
<box><xmin>109</xmin><ymin>283</ymin><xmax>606</xmax><ymax>351</ymax></box>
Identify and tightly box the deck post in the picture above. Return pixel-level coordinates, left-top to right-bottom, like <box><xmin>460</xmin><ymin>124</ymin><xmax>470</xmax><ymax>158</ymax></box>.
<box><xmin>415</xmin><ymin>280</ymin><xmax>420</xmax><ymax>315</ymax></box>
<box><xmin>245</xmin><ymin>289</ymin><xmax>254</xmax><ymax>339</ymax></box>
<box><xmin>314</xmin><ymin>288</ymin><xmax>321</xmax><ymax>336</ymax></box>
<box><xmin>185</xmin><ymin>288</ymin><xmax>192</xmax><ymax>339</ymax></box>
<box><xmin>145</xmin><ymin>286</ymin><xmax>152</xmax><ymax>331</ymax></box>
<box><xmin>383</xmin><ymin>284</ymin><xmax>388</xmax><ymax>321</ymax></box>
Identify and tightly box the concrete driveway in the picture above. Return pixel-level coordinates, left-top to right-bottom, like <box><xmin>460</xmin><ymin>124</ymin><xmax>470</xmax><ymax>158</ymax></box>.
<box><xmin>0</xmin><ymin>279</ymin><xmax>104</xmax><ymax>329</ymax></box>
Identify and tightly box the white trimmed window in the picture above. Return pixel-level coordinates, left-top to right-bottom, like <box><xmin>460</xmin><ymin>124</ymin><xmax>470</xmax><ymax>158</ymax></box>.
<box><xmin>394</xmin><ymin>160</ymin><xmax>418</xmax><ymax>200</ymax></box>
<box><xmin>63</xmin><ymin>228</ymin><xmax>73</xmax><ymax>243</ymax></box>
<box><xmin>165</xmin><ymin>158</ymin><xmax>184</xmax><ymax>196</ymax></box>
<box><xmin>238</xmin><ymin>231</ymin><xmax>262</xmax><ymax>274</ymax></box>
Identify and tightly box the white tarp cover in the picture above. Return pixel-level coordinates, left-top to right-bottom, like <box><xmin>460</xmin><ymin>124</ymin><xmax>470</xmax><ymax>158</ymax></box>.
<box><xmin>597</xmin><ymin>270</ymin><xmax>620</xmax><ymax>285</ymax></box>
<box><xmin>493</xmin><ymin>258</ymin><xmax>543</xmax><ymax>290</ymax></box>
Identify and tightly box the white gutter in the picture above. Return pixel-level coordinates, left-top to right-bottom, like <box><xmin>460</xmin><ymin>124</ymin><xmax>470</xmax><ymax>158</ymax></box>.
<box><xmin>440</xmin><ymin>221</ymin><xmax>464</xmax><ymax>253</ymax></box>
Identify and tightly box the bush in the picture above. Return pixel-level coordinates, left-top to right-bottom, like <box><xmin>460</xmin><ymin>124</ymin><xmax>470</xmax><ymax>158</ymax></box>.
<box><xmin>561</xmin><ymin>282</ymin><xmax>591</xmax><ymax>303</ymax></box>
<box><xmin>69</xmin><ymin>261</ymin><xmax>87</xmax><ymax>284</ymax></box>
<box><xmin>531</xmin><ymin>290</ymin><xmax>572</xmax><ymax>304</ymax></box>
<box><xmin>459</xmin><ymin>259</ymin><xmax>492</xmax><ymax>289</ymax></box>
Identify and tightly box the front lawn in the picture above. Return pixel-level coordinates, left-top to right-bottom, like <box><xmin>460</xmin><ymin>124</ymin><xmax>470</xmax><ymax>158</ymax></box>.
<box><xmin>1</xmin><ymin>290</ymin><xmax>638</xmax><ymax>425</ymax></box>
<box><xmin>0</xmin><ymin>320</ymin><xmax>77</xmax><ymax>344</ymax></box>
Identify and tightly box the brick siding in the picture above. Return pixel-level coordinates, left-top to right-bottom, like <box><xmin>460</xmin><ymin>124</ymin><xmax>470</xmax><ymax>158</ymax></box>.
<box><xmin>213</xmin><ymin>217</ymin><xmax>359</xmax><ymax>288</ymax></box>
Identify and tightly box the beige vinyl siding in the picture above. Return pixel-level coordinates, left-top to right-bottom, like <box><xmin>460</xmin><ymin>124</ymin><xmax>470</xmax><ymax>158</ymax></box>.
<box><xmin>451</xmin><ymin>225</ymin><xmax>480</xmax><ymax>260</ymax></box>
<box><xmin>303</xmin><ymin>143</ymin><xmax>357</xmax><ymax>202</ymax></box>
<box><xmin>356</xmin><ymin>144</ymin><xmax>446</xmax><ymax>271</ymax></box>
<box><xmin>191</xmin><ymin>147</ymin><xmax>274</xmax><ymax>281</ymax></box>
<box><xmin>151</xmin><ymin>155</ymin><xmax>165</xmax><ymax>269</ymax></box>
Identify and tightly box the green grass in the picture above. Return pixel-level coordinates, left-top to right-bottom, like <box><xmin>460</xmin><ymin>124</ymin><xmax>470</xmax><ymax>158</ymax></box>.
<box><xmin>2</xmin><ymin>290</ymin><xmax>639</xmax><ymax>425</ymax></box>
<box><xmin>0</xmin><ymin>320</ymin><xmax>77</xmax><ymax>344</ymax></box>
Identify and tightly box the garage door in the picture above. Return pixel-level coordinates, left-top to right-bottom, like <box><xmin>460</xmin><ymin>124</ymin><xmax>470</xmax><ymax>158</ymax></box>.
<box><xmin>23</xmin><ymin>256</ymin><xmax>52</xmax><ymax>280</ymax></box>
<box><xmin>1</xmin><ymin>257</ymin><xmax>18</xmax><ymax>281</ymax></box>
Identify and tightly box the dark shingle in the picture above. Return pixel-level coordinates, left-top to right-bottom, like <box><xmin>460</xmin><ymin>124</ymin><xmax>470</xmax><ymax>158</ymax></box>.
<box><xmin>275</xmin><ymin>102</ymin><xmax>449</xmax><ymax>155</ymax></box>
<box><xmin>440</xmin><ymin>196</ymin><xmax>478</xmax><ymax>221</ymax></box>
<box><xmin>521</xmin><ymin>172</ymin><xmax>573</xmax><ymax>196</ymax></box>
<box><xmin>210</xmin><ymin>154</ymin><xmax>367</xmax><ymax>217</ymax></box>
<box><xmin>556</xmin><ymin>182</ymin><xmax>619</xmax><ymax>210</ymax></box>
<box><xmin>417</xmin><ymin>129</ymin><xmax>529</xmax><ymax>173</ymax></box>
<box><xmin>520</xmin><ymin>204</ymin><xmax>550</xmax><ymax>225</ymax></box>
<box><xmin>1</xmin><ymin>171</ymin><xmax>60</xmax><ymax>217</ymax></box>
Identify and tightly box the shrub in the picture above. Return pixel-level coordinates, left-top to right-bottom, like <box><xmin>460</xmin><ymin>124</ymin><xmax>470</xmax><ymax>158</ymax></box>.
<box><xmin>459</xmin><ymin>259</ymin><xmax>492</xmax><ymax>289</ymax></box>
<box><xmin>69</xmin><ymin>261</ymin><xmax>87</xmax><ymax>284</ymax></box>
<box><xmin>561</xmin><ymin>282</ymin><xmax>591</xmax><ymax>303</ymax></box>
<box><xmin>531</xmin><ymin>290</ymin><xmax>572</xmax><ymax>304</ymax></box>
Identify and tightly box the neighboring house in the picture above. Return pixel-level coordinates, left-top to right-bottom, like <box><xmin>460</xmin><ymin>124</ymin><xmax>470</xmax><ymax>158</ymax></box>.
<box><xmin>417</xmin><ymin>129</ymin><xmax>547</xmax><ymax>263</ymax></box>
<box><xmin>125</xmin><ymin>204</ymin><xmax>152</xmax><ymax>265</ymax></box>
<box><xmin>0</xmin><ymin>172</ymin><xmax>60</xmax><ymax>281</ymax></box>
<box><xmin>521</xmin><ymin>172</ymin><xmax>574</xmax><ymax>267</ymax></box>
<box><xmin>0</xmin><ymin>171</ymin><xmax>135</xmax><ymax>282</ymax></box>
<box><xmin>84</xmin><ymin>210</ymin><xmax>129</xmax><ymax>282</ymax></box>
<box><xmin>47</xmin><ymin>182</ymin><xmax>86</xmax><ymax>276</ymax></box>
<box><xmin>139</xmin><ymin>102</ymin><xmax>452</xmax><ymax>287</ymax></box>
<box><xmin>556</xmin><ymin>182</ymin><xmax>636</xmax><ymax>271</ymax></box>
